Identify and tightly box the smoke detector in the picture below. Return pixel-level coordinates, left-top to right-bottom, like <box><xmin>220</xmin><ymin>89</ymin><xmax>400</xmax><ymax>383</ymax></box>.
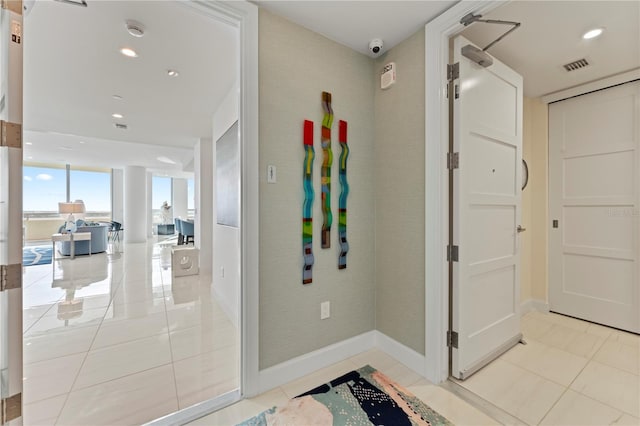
<box><xmin>125</xmin><ymin>20</ymin><xmax>145</xmax><ymax>38</ymax></box>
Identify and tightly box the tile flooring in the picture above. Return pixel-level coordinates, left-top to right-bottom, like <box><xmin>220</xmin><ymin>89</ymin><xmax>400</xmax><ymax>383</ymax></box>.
<box><xmin>456</xmin><ymin>311</ymin><xmax>640</xmax><ymax>425</ymax></box>
<box><xmin>22</xmin><ymin>239</ymin><xmax>239</xmax><ymax>426</ymax></box>
<box><xmin>188</xmin><ymin>349</ymin><xmax>499</xmax><ymax>426</ymax></box>
<box><xmin>22</xmin><ymin>239</ymin><xmax>640</xmax><ymax>426</ymax></box>
<box><xmin>191</xmin><ymin>311</ymin><xmax>640</xmax><ymax>426</ymax></box>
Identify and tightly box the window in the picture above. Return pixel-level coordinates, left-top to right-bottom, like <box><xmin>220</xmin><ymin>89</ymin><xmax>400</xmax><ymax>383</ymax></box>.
<box><xmin>187</xmin><ymin>178</ymin><xmax>195</xmax><ymax>218</ymax></box>
<box><xmin>70</xmin><ymin>168</ymin><xmax>111</xmax><ymax>219</ymax></box>
<box><xmin>23</xmin><ymin>165</ymin><xmax>67</xmax><ymax>217</ymax></box>
<box><xmin>152</xmin><ymin>176</ymin><xmax>172</xmax><ymax>224</ymax></box>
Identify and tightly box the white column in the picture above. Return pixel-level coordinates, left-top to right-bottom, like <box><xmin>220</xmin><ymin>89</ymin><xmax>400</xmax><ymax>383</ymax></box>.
<box><xmin>111</xmin><ymin>168</ymin><xmax>124</xmax><ymax>223</ymax></box>
<box><xmin>195</xmin><ymin>138</ymin><xmax>213</xmax><ymax>277</ymax></box>
<box><xmin>172</xmin><ymin>178</ymin><xmax>188</xmax><ymax>219</ymax></box>
<box><xmin>147</xmin><ymin>172</ymin><xmax>153</xmax><ymax>238</ymax></box>
<box><xmin>123</xmin><ymin>166</ymin><xmax>147</xmax><ymax>243</ymax></box>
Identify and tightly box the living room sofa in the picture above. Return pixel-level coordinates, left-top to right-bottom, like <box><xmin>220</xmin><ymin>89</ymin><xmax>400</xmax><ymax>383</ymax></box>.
<box><xmin>57</xmin><ymin>223</ymin><xmax>109</xmax><ymax>256</ymax></box>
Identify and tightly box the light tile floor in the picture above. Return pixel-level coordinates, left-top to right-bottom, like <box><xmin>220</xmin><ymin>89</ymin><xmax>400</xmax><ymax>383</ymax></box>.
<box><xmin>189</xmin><ymin>349</ymin><xmax>499</xmax><ymax>426</ymax></box>
<box><xmin>456</xmin><ymin>311</ymin><xmax>640</xmax><ymax>425</ymax></box>
<box><xmin>22</xmin><ymin>239</ymin><xmax>239</xmax><ymax>426</ymax></box>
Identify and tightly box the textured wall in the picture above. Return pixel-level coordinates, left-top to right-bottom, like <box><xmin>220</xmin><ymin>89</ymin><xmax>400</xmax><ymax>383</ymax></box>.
<box><xmin>258</xmin><ymin>10</ymin><xmax>376</xmax><ymax>369</ymax></box>
<box><xmin>527</xmin><ymin>98</ymin><xmax>549</xmax><ymax>302</ymax></box>
<box><xmin>373</xmin><ymin>29</ymin><xmax>426</xmax><ymax>355</ymax></box>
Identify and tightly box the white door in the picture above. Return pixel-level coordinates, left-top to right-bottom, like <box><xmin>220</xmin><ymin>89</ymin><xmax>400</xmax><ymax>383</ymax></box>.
<box><xmin>451</xmin><ymin>36</ymin><xmax>523</xmax><ymax>380</ymax></box>
<box><xmin>549</xmin><ymin>81</ymin><xmax>640</xmax><ymax>333</ymax></box>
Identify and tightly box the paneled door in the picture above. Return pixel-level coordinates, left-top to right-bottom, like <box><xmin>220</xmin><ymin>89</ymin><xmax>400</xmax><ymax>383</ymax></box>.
<box><xmin>549</xmin><ymin>81</ymin><xmax>640</xmax><ymax>333</ymax></box>
<box><xmin>450</xmin><ymin>36</ymin><xmax>523</xmax><ymax>380</ymax></box>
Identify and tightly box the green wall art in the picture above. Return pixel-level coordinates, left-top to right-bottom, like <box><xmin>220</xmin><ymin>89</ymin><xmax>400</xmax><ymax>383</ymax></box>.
<box><xmin>321</xmin><ymin>91</ymin><xmax>334</xmax><ymax>249</ymax></box>
<box><xmin>338</xmin><ymin>120</ymin><xmax>349</xmax><ymax>269</ymax></box>
<box><xmin>302</xmin><ymin>120</ymin><xmax>315</xmax><ymax>284</ymax></box>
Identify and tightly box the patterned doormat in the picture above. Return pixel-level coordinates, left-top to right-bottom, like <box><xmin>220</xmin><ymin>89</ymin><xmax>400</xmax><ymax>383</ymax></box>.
<box><xmin>238</xmin><ymin>365</ymin><xmax>452</xmax><ymax>425</ymax></box>
<box><xmin>23</xmin><ymin>245</ymin><xmax>53</xmax><ymax>266</ymax></box>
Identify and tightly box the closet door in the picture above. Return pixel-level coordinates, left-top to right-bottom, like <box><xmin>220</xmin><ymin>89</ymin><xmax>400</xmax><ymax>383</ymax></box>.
<box><xmin>549</xmin><ymin>81</ymin><xmax>640</xmax><ymax>333</ymax></box>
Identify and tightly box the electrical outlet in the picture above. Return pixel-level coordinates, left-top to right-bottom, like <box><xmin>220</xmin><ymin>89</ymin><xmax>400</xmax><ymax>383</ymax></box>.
<box><xmin>320</xmin><ymin>301</ymin><xmax>330</xmax><ymax>320</ymax></box>
<box><xmin>220</xmin><ymin>267</ymin><xmax>225</xmax><ymax>278</ymax></box>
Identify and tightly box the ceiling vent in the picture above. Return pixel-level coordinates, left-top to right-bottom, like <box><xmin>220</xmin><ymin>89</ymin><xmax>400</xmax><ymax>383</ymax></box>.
<box><xmin>114</xmin><ymin>123</ymin><xmax>128</xmax><ymax>130</ymax></box>
<box><xmin>563</xmin><ymin>58</ymin><xmax>589</xmax><ymax>72</ymax></box>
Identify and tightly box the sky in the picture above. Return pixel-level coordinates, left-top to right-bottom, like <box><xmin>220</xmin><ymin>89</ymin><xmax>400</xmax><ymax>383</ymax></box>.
<box><xmin>23</xmin><ymin>166</ymin><xmax>194</xmax><ymax>213</ymax></box>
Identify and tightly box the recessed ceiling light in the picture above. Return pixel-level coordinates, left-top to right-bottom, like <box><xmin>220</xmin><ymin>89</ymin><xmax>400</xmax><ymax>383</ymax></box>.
<box><xmin>583</xmin><ymin>28</ymin><xmax>603</xmax><ymax>40</ymax></box>
<box><xmin>25</xmin><ymin>142</ymin><xmax>32</xmax><ymax>145</ymax></box>
<box><xmin>112</xmin><ymin>113</ymin><xmax>124</xmax><ymax>119</ymax></box>
<box><xmin>112</xmin><ymin>95</ymin><xmax>123</xmax><ymax>100</ymax></box>
<box><xmin>79</xmin><ymin>141</ymin><xmax>85</xmax><ymax>144</ymax></box>
<box><xmin>167</xmin><ymin>69</ymin><xmax>179</xmax><ymax>77</ymax></box>
<box><xmin>27</xmin><ymin>156</ymin><xmax>33</xmax><ymax>159</ymax></box>
<box><xmin>120</xmin><ymin>47</ymin><xmax>138</xmax><ymax>58</ymax></box>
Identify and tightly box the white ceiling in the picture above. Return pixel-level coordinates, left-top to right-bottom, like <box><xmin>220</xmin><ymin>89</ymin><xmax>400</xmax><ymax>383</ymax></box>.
<box><xmin>257</xmin><ymin>0</ymin><xmax>457</xmax><ymax>56</ymax></box>
<box><xmin>22</xmin><ymin>0</ymin><xmax>640</xmax><ymax>172</ymax></box>
<box><xmin>458</xmin><ymin>1</ymin><xmax>639</xmax><ymax>97</ymax></box>
<box><xmin>24</xmin><ymin>0</ymin><xmax>238</xmax><ymax>169</ymax></box>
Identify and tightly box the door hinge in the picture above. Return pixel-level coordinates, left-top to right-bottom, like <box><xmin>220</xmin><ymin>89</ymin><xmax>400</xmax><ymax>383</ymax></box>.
<box><xmin>447</xmin><ymin>245</ymin><xmax>459</xmax><ymax>262</ymax></box>
<box><xmin>0</xmin><ymin>121</ymin><xmax>22</xmax><ymax>148</ymax></box>
<box><xmin>0</xmin><ymin>264</ymin><xmax>21</xmax><ymax>292</ymax></box>
<box><xmin>447</xmin><ymin>62</ymin><xmax>459</xmax><ymax>81</ymax></box>
<box><xmin>447</xmin><ymin>330</ymin><xmax>459</xmax><ymax>348</ymax></box>
<box><xmin>1</xmin><ymin>392</ymin><xmax>21</xmax><ymax>423</ymax></box>
<box><xmin>447</xmin><ymin>152</ymin><xmax>459</xmax><ymax>169</ymax></box>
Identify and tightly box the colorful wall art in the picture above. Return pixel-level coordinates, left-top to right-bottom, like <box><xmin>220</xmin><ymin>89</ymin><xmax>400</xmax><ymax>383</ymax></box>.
<box><xmin>321</xmin><ymin>91</ymin><xmax>334</xmax><ymax>249</ymax></box>
<box><xmin>338</xmin><ymin>120</ymin><xmax>350</xmax><ymax>269</ymax></box>
<box><xmin>302</xmin><ymin>120</ymin><xmax>315</xmax><ymax>284</ymax></box>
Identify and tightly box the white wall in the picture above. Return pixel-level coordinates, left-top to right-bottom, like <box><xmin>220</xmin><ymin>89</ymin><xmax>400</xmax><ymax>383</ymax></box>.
<box><xmin>111</xmin><ymin>168</ymin><xmax>124</xmax><ymax>223</ymax></box>
<box><xmin>212</xmin><ymin>84</ymin><xmax>241</xmax><ymax>326</ymax></box>
<box><xmin>172</xmin><ymin>178</ymin><xmax>188</xmax><ymax>219</ymax></box>
<box><xmin>194</xmin><ymin>138</ymin><xmax>213</xmax><ymax>277</ymax></box>
<box><xmin>123</xmin><ymin>165</ymin><xmax>147</xmax><ymax>243</ymax></box>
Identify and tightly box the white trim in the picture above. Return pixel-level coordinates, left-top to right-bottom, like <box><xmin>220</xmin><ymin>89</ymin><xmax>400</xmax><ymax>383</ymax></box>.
<box><xmin>542</xmin><ymin>68</ymin><xmax>640</xmax><ymax>104</ymax></box>
<box><xmin>424</xmin><ymin>0</ymin><xmax>506</xmax><ymax>384</ymax></box>
<box><xmin>374</xmin><ymin>331</ymin><xmax>426</xmax><ymax>376</ymax></box>
<box><xmin>144</xmin><ymin>390</ymin><xmax>241</xmax><ymax>426</ymax></box>
<box><xmin>257</xmin><ymin>331</ymin><xmax>376</xmax><ymax>394</ymax></box>
<box><xmin>177</xmin><ymin>0</ymin><xmax>261</xmax><ymax>406</ymax></box>
<box><xmin>520</xmin><ymin>299</ymin><xmax>550</xmax><ymax>315</ymax></box>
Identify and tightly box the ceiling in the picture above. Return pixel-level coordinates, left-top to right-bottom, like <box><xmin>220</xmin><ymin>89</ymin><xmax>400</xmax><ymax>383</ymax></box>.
<box><xmin>257</xmin><ymin>0</ymin><xmax>456</xmax><ymax>56</ymax></box>
<box><xmin>461</xmin><ymin>1</ymin><xmax>639</xmax><ymax>97</ymax></box>
<box><xmin>24</xmin><ymin>0</ymin><xmax>238</xmax><ymax>173</ymax></box>
<box><xmin>22</xmin><ymin>0</ymin><xmax>640</xmax><ymax>172</ymax></box>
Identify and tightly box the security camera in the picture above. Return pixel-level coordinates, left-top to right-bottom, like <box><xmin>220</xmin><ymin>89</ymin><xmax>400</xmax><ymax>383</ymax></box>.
<box><xmin>369</xmin><ymin>39</ymin><xmax>383</xmax><ymax>56</ymax></box>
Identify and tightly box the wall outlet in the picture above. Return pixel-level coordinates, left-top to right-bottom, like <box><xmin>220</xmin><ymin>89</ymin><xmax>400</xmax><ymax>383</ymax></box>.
<box><xmin>220</xmin><ymin>266</ymin><xmax>225</xmax><ymax>278</ymax></box>
<box><xmin>320</xmin><ymin>301</ymin><xmax>330</xmax><ymax>320</ymax></box>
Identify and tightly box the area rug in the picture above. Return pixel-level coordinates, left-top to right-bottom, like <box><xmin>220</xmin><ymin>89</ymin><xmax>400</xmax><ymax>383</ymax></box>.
<box><xmin>23</xmin><ymin>245</ymin><xmax>53</xmax><ymax>266</ymax></box>
<box><xmin>238</xmin><ymin>365</ymin><xmax>452</xmax><ymax>425</ymax></box>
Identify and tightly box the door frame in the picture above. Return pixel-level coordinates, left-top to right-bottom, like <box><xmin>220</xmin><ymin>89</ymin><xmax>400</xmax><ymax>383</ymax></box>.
<box><xmin>423</xmin><ymin>0</ymin><xmax>504</xmax><ymax>384</ymax></box>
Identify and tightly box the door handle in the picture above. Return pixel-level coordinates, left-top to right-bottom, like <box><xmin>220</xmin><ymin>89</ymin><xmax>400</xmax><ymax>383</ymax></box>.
<box><xmin>517</xmin><ymin>225</ymin><xmax>526</xmax><ymax>233</ymax></box>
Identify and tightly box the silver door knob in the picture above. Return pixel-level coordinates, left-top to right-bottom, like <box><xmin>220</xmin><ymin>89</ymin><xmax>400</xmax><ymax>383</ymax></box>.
<box><xmin>517</xmin><ymin>225</ymin><xmax>526</xmax><ymax>233</ymax></box>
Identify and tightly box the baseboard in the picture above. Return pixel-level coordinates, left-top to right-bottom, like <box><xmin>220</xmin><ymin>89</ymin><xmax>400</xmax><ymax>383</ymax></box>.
<box><xmin>257</xmin><ymin>330</ymin><xmax>376</xmax><ymax>394</ymax></box>
<box><xmin>520</xmin><ymin>299</ymin><xmax>550</xmax><ymax>315</ymax></box>
<box><xmin>374</xmin><ymin>331</ymin><xmax>426</xmax><ymax>376</ymax></box>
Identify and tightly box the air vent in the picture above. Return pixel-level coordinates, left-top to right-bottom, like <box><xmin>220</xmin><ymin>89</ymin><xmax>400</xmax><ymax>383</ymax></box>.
<box><xmin>114</xmin><ymin>123</ymin><xmax>128</xmax><ymax>130</ymax></box>
<box><xmin>563</xmin><ymin>58</ymin><xmax>589</xmax><ymax>72</ymax></box>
